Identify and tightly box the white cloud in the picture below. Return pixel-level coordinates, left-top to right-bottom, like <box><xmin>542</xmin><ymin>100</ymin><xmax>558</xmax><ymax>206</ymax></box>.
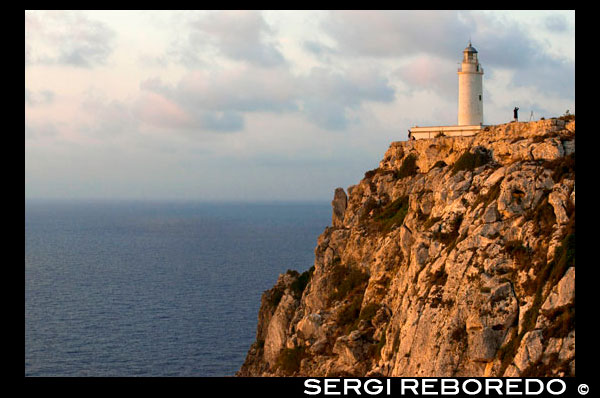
<box><xmin>321</xmin><ymin>10</ymin><xmax>470</xmax><ymax>59</ymax></box>
<box><xmin>25</xmin><ymin>11</ymin><xmax>116</xmax><ymax>68</ymax></box>
<box><xmin>138</xmin><ymin>63</ymin><xmax>395</xmax><ymax>132</ymax></box>
<box><xmin>170</xmin><ymin>10</ymin><xmax>285</xmax><ymax>68</ymax></box>
<box><xmin>25</xmin><ymin>88</ymin><xmax>55</xmax><ymax>106</ymax></box>
<box><xmin>24</xmin><ymin>10</ymin><xmax>575</xmax><ymax>200</ymax></box>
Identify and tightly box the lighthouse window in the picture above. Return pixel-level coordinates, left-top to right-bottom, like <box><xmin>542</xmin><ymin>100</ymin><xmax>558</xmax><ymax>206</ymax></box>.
<box><xmin>476</xmin><ymin>65</ymin><xmax>479</xmax><ymax>71</ymax></box>
<box><xmin>479</xmin><ymin>95</ymin><xmax>482</xmax><ymax>101</ymax></box>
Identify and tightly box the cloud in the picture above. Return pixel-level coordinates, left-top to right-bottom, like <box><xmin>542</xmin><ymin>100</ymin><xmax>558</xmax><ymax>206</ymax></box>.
<box><xmin>25</xmin><ymin>88</ymin><xmax>55</xmax><ymax>106</ymax></box>
<box><xmin>200</xmin><ymin>111</ymin><xmax>244</xmax><ymax>132</ymax></box>
<box><xmin>134</xmin><ymin>91</ymin><xmax>244</xmax><ymax>133</ymax></box>
<box><xmin>24</xmin><ymin>11</ymin><xmax>574</xmax><ymax>201</ymax></box>
<box><xmin>317</xmin><ymin>11</ymin><xmax>573</xmax><ymax>100</ymax></box>
<box><xmin>510</xmin><ymin>56</ymin><xmax>574</xmax><ymax>99</ymax></box>
<box><xmin>140</xmin><ymin>64</ymin><xmax>395</xmax><ymax>132</ymax></box>
<box><xmin>321</xmin><ymin>10</ymin><xmax>471</xmax><ymax>60</ymax></box>
<box><xmin>303</xmin><ymin>66</ymin><xmax>395</xmax><ymax>106</ymax></box>
<box><xmin>25</xmin><ymin>119</ymin><xmax>59</xmax><ymax>140</ymax></box>
<box><xmin>303</xmin><ymin>40</ymin><xmax>338</xmax><ymax>58</ymax></box>
<box><xmin>175</xmin><ymin>67</ymin><xmax>298</xmax><ymax>113</ymax></box>
<box><xmin>299</xmin><ymin>67</ymin><xmax>395</xmax><ymax>129</ymax></box>
<box><xmin>172</xmin><ymin>10</ymin><xmax>285</xmax><ymax>68</ymax></box>
<box><xmin>138</xmin><ymin>66</ymin><xmax>295</xmax><ymax>132</ymax></box>
<box><xmin>544</xmin><ymin>14</ymin><xmax>568</xmax><ymax>32</ymax></box>
<box><xmin>79</xmin><ymin>90</ymin><xmax>138</xmax><ymax>136</ymax></box>
<box><xmin>25</xmin><ymin>11</ymin><xmax>116</xmax><ymax>68</ymax></box>
<box><xmin>139</xmin><ymin>71</ymin><xmax>288</xmax><ymax>132</ymax></box>
<box><xmin>466</xmin><ymin>13</ymin><xmax>574</xmax><ymax>99</ymax></box>
<box><xmin>133</xmin><ymin>91</ymin><xmax>196</xmax><ymax>129</ymax></box>
<box><xmin>394</xmin><ymin>56</ymin><xmax>457</xmax><ymax>98</ymax></box>
<box><xmin>137</xmin><ymin>53</ymin><xmax>170</xmax><ymax>68</ymax></box>
<box><xmin>302</xmin><ymin>99</ymin><xmax>349</xmax><ymax>130</ymax></box>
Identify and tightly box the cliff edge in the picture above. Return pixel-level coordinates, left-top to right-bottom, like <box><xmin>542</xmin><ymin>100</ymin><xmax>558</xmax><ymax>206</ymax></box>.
<box><xmin>238</xmin><ymin>117</ymin><xmax>575</xmax><ymax>377</ymax></box>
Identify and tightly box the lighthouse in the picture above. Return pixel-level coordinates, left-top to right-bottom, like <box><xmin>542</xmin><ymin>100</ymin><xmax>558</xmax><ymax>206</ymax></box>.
<box><xmin>457</xmin><ymin>41</ymin><xmax>484</xmax><ymax>126</ymax></box>
<box><xmin>407</xmin><ymin>42</ymin><xmax>485</xmax><ymax>140</ymax></box>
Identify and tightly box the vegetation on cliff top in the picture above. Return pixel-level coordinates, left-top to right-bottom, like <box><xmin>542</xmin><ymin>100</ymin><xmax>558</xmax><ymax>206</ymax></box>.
<box><xmin>396</xmin><ymin>154</ymin><xmax>418</xmax><ymax>179</ymax></box>
<box><xmin>451</xmin><ymin>147</ymin><xmax>492</xmax><ymax>175</ymax></box>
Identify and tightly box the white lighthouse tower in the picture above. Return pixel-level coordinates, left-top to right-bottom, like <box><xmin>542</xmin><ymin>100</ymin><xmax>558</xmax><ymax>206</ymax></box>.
<box><xmin>457</xmin><ymin>41</ymin><xmax>484</xmax><ymax>126</ymax></box>
<box><xmin>407</xmin><ymin>42</ymin><xmax>485</xmax><ymax>140</ymax></box>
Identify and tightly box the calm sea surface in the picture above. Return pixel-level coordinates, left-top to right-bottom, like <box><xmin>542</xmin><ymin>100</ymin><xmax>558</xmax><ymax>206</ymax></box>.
<box><xmin>25</xmin><ymin>199</ymin><xmax>331</xmax><ymax>376</ymax></box>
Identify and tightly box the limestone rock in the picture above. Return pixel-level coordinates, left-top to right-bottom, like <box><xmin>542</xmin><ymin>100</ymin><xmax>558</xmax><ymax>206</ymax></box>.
<box><xmin>296</xmin><ymin>313</ymin><xmax>323</xmax><ymax>341</ymax></box>
<box><xmin>540</xmin><ymin>267</ymin><xmax>575</xmax><ymax>313</ymax></box>
<box><xmin>239</xmin><ymin>118</ymin><xmax>575</xmax><ymax>377</ymax></box>
<box><xmin>331</xmin><ymin>188</ymin><xmax>348</xmax><ymax>228</ymax></box>
<box><xmin>263</xmin><ymin>292</ymin><xmax>299</xmax><ymax>366</ymax></box>
<box><xmin>512</xmin><ymin>330</ymin><xmax>544</xmax><ymax>372</ymax></box>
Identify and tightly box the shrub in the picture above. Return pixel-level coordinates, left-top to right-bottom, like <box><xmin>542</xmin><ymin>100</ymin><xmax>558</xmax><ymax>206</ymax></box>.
<box><xmin>543</xmin><ymin>153</ymin><xmax>575</xmax><ymax>183</ymax></box>
<box><xmin>373</xmin><ymin>196</ymin><xmax>410</xmax><ymax>233</ymax></box>
<box><xmin>423</xmin><ymin>216</ymin><xmax>442</xmax><ymax>230</ymax></box>
<box><xmin>391</xmin><ymin>332</ymin><xmax>401</xmax><ymax>353</ymax></box>
<box><xmin>396</xmin><ymin>154</ymin><xmax>418</xmax><ymax>179</ymax></box>
<box><xmin>451</xmin><ymin>148</ymin><xmax>492</xmax><ymax>175</ymax></box>
<box><xmin>364</xmin><ymin>168</ymin><xmax>380</xmax><ymax>179</ymax></box>
<box><xmin>543</xmin><ymin>302</ymin><xmax>575</xmax><ymax>340</ymax></box>
<box><xmin>359</xmin><ymin>197</ymin><xmax>382</xmax><ymax>223</ymax></box>
<box><xmin>549</xmin><ymin>233</ymin><xmax>575</xmax><ymax>286</ymax></box>
<box><xmin>559</xmin><ymin>113</ymin><xmax>575</xmax><ymax>121</ymax></box>
<box><xmin>373</xmin><ymin>326</ymin><xmax>386</xmax><ymax>359</ymax></box>
<box><xmin>416</xmin><ymin>209</ymin><xmax>429</xmax><ymax>222</ymax></box>
<box><xmin>337</xmin><ymin>295</ymin><xmax>364</xmax><ymax>334</ymax></box>
<box><xmin>290</xmin><ymin>266</ymin><xmax>315</xmax><ymax>297</ymax></box>
<box><xmin>266</xmin><ymin>286</ymin><xmax>285</xmax><ymax>308</ymax></box>
<box><xmin>471</xmin><ymin>179</ymin><xmax>503</xmax><ymax>212</ymax></box>
<box><xmin>329</xmin><ymin>265</ymin><xmax>370</xmax><ymax>304</ymax></box>
<box><xmin>525</xmin><ymin>193</ymin><xmax>556</xmax><ymax>236</ymax></box>
<box><xmin>498</xmin><ymin>229</ymin><xmax>575</xmax><ymax>375</ymax></box>
<box><xmin>359</xmin><ymin>302</ymin><xmax>381</xmax><ymax>323</ymax></box>
<box><xmin>275</xmin><ymin>346</ymin><xmax>305</xmax><ymax>375</ymax></box>
<box><xmin>505</xmin><ymin>240</ymin><xmax>532</xmax><ymax>270</ymax></box>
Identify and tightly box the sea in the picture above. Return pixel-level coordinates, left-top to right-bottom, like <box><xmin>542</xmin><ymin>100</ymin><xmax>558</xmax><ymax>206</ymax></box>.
<box><xmin>25</xmin><ymin>199</ymin><xmax>331</xmax><ymax>377</ymax></box>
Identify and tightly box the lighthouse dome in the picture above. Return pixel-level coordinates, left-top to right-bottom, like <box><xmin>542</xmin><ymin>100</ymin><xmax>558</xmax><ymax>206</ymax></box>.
<box><xmin>464</xmin><ymin>43</ymin><xmax>478</xmax><ymax>53</ymax></box>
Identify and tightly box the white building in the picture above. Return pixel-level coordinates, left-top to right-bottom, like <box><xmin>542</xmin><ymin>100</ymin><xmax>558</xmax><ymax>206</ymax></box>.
<box><xmin>408</xmin><ymin>42</ymin><xmax>485</xmax><ymax>140</ymax></box>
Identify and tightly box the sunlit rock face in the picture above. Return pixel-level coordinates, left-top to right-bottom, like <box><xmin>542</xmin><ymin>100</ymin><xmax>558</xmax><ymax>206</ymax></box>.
<box><xmin>237</xmin><ymin>117</ymin><xmax>575</xmax><ymax>377</ymax></box>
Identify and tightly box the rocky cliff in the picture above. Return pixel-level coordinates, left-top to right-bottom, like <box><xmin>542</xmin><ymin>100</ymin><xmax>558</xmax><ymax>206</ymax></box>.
<box><xmin>237</xmin><ymin>117</ymin><xmax>575</xmax><ymax>377</ymax></box>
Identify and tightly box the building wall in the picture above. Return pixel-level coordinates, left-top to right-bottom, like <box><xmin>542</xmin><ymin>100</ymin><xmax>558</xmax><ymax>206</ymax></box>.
<box><xmin>409</xmin><ymin>127</ymin><xmax>481</xmax><ymax>140</ymax></box>
<box><xmin>458</xmin><ymin>65</ymin><xmax>483</xmax><ymax>126</ymax></box>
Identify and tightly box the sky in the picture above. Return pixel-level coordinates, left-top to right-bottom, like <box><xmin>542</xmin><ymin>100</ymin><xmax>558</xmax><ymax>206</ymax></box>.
<box><xmin>25</xmin><ymin>10</ymin><xmax>575</xmax><ymax>201</ymax></box>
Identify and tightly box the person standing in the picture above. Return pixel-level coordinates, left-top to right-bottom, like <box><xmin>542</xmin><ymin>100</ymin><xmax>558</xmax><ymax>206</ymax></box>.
<box><xmin>513</xmin><ymin>107</ymin><xmax>519</xmax><ymax>122</ymax></box>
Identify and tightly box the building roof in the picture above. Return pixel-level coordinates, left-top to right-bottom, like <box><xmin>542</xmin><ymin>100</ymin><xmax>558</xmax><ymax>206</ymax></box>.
<box><xmin>409</xmin><ymin>124</ymin><xmax>483</xmax><ymax>132</ymax></box>
<box><xmin>464</xmin><ymin>42</ymin><xmax>478</xmax><ymax>53</ymax></box>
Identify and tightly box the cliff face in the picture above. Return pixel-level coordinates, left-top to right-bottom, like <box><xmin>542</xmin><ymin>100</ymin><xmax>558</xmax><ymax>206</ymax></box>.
<box><xmin>238</xmin><ymin>117</ymin><xmax>575</xmax><ymax>377</ymax></box>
